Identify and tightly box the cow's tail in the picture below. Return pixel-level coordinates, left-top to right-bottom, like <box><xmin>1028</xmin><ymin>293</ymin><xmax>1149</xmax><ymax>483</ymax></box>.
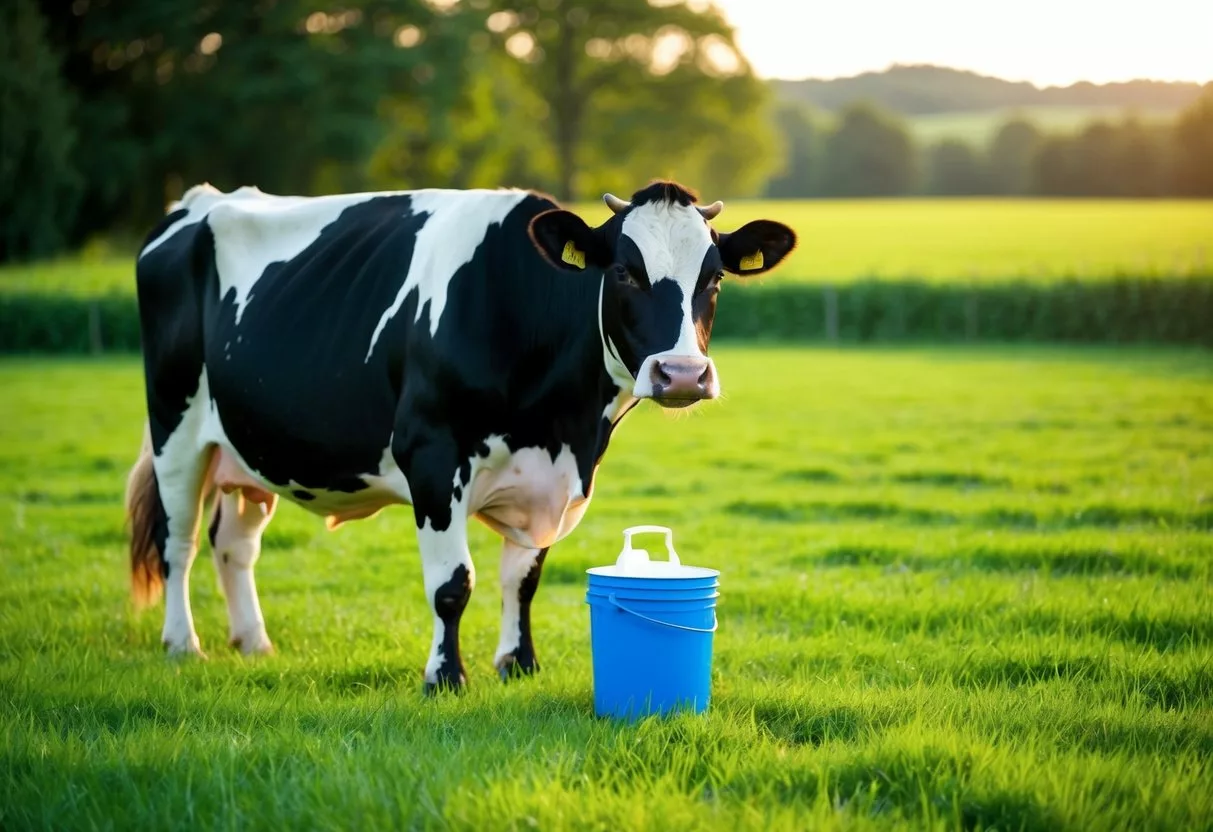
<box><xmin>125</xmin><ymin>422</ymin><xmax>166</xmax><ymax>608</ymax></box>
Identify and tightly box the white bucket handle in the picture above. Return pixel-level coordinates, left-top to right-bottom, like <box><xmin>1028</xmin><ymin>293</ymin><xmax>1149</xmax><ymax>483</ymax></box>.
<box><xmin>608</xmin><ymin>594</ymin><xmax>718</xmax><ymax>633</ymax></box>
<box><xmin>621</xmin><ymin>525</ymin><xmax>679</xmax><ymax>566</ymax></box>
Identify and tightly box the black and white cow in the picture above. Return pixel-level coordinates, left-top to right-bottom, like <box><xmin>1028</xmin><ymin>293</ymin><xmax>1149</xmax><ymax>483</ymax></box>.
<box><xmin>124</xmin><ymin>179</ymin><xmax>796</xmax><ymax>692</ymax></box>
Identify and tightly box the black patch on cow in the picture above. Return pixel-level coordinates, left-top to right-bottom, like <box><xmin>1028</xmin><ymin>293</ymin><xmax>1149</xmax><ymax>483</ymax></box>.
<box><xmin>608</xmin><ymin>278</ymin><xmax>684</xmax><ymax>377</ymax></box>
<box><xmin>452</xmin><ymin>485</ymin><xmax>462</xmax><ymax>502</ymax></box>
<box><xmin>614</xmin><ymin>236</ymin><xmax>651</xmax><ymax>289</ymax></box>
<box><xmin>208</xmin><ymin>499</ymin><xmax>222</xmax><ymax>547</ymax></box>
<box><xmin>500</xmin><ymin>547</ymin><xmax>548</xmax><ymax>681</ymax></box>
<box><xmin>425</xmin><ymin>564</ymin><xmax>472</xmax><ymax>694</ymax></box>
<box><xmin>205</xmin><ymin>195</ymin><xmax>429</xmax><ymax>493</ymax></box>
<box><xmin>387</xmin><ymin>194</ymin><xmax>621</xmax><ymax>532</ymax></box>
<box><xmin>292</xmin><ymin>489</ymin><xmax>314</xmax><ymax>501</ymax></box>
<box><xmin>629</xmin><ymin>180</ymin><xmax>698</xmax><ymax>207</ymax></box>
<box><xmin>136</xmin><ymin>218</ymin><xmax>211</xmax><ymax>455</ymax></box>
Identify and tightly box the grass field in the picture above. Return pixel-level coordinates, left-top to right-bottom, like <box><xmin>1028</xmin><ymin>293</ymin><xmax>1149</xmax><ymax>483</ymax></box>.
<box><xmin>2</xmin><ymin>347</ymin><xmax>1211</xmax><ymax>830</ymax></box>
<box><xmin>902</xmin><ymin>106</ymin><xmax>1179</xmax><ymax>146</ymax></box>
<box><xmin>3</xmin><ymin>200</ymin><xmax>1210</xmax><ymax>301</ymax></box>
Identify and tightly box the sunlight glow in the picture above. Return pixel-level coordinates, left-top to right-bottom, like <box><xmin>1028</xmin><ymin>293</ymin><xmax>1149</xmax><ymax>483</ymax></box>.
<box><xmin>709</xmin><ymin>0</ymin><xmax>1213</xmax><ymax>85</ymax></box>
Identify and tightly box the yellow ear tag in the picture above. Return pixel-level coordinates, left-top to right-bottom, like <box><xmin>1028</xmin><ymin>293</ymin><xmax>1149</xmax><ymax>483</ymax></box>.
<box><xmin>739</xmin><ymin>251</ymin><xmax>764</xmax><ymax>271</ymax></box>
<box><xmin>561</xmin><ymin>240</ymin><xmax>586</xmax><ymax>269</ymax></box>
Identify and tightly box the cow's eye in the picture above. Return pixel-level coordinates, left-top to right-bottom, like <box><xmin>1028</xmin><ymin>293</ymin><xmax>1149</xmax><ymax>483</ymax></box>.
<box><xmin>614</xmin><ymin>264</ymin><xmax>646</xmax><ymax>290</ymax></box>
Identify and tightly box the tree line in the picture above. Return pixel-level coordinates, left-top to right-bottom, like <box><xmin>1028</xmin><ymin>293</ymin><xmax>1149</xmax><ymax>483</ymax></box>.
<box><xmin>765</xmin><ymin>90</ymin><xmax>1213</xmax><ymax>199</ymax></box>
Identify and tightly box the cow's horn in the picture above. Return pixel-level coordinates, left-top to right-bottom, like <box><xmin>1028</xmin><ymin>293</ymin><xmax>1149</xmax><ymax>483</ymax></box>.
<box><xmin>697</xmin><ymin>200</ymin><xmax>724</xmax><ymax>220</ymax></box>
<box><xmin>603</xmin><ymin>193</ymin><xmax>630</xmax><ymax>214</ymax></box>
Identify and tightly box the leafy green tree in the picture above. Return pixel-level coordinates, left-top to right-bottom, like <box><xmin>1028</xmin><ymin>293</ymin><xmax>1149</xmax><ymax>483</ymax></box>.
<box><xmin>1032</xmin><ymin>135</ymin><xmax>1078</xmax><ymax>195</ymax></box>
<box><xmin>820</xmin><ymin>102</ymin><xmax>917</xmax><ymax>196</ymax></box>
<box><xmin>986</xmin><ymin>117</ymin><xmax>1040</xmax><ymax>195</ymax></box>
<box><xmin>764</xmin><ymin>101</ymin><xmax>820</xmax><ymax>198</ymax></box>
<box><xmin>480</xmin><ymin>0</ymin><xmax>778</xmax><ymax>200</ymax></box>
<box><xmin>0</xmin><ymin>0</ymin><xmax>82</xmax><ymax>262</ymax></box>
<box><xmin>1173</xmin><ymin>84</ymin><xmax>1213</xmax><ymax>196</ymax></box>
<box><xmin>39</xmin><ymin>0</ymin><xmax>469</xmax><ymax>240</ymax></box>
<box><xmin>1114</xmin><ymin>118</ymin><xmax>1169</xmax><ymax>196</ymax></box>
<box><xmin>926</xmin><ymin>139</ymin><xmax>986</xmax><ymax>195</ymax></box>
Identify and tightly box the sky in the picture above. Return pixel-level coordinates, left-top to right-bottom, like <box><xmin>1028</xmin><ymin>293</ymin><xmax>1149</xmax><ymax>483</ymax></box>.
<box><xmin>710</xmin><ymin>0</ymin><xmax>1212</xmax><ymax>87</ymax></box>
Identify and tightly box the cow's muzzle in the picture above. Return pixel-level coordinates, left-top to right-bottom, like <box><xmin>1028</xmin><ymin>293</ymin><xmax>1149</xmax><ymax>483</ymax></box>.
<box><xmin>635</xmin><ymin>354</ymin><xmax>719</xmax><ymax>408</ymax></box>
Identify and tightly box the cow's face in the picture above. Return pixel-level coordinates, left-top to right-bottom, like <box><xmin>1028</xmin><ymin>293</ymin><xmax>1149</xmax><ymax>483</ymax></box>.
<box><xmin>529</xmin><ymin>181</ymin><xmax>796</xmax><ymax>408</ymax></box>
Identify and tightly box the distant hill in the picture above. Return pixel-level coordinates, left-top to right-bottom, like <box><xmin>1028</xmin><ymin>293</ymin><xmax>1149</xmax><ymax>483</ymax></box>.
<box><xmin>773</xmin><ymin>64</ymin><xmax>1207</xmax><ymax>116</ymax></box>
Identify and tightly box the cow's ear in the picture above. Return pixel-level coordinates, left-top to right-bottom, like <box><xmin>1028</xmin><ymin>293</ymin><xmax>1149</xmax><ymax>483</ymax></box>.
<box><xmin>528</xmin><ymin>209</ymin><xmax>611</xmax><ymax>271</ymax></box>
<box><xmin>717</xmin><ymin>220</ymin><xmax>797</xmax><ymax>276</ymax></box>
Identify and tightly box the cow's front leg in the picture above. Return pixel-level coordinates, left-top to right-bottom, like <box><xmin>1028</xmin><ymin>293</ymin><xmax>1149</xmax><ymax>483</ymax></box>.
<box><xmin>412</xmin><ymin>485</ymin><xmax>476</xmax><ymax>694</ymax></box>
<box><xmin>495</xmin><ymin>542</ymin><xmax>547</xmax><ymax>681</ymax></box>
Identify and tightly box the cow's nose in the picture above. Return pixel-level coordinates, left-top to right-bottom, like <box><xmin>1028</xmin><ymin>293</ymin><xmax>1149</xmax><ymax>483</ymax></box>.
<box><xmin>649</xmin><ymin>357</ymin><xmax>717</xmax><ymax>405</ymax></box>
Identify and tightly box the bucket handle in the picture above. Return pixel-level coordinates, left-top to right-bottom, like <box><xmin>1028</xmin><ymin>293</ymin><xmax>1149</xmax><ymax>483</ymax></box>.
<box><xmin>608</xmin><ymin>593</ymin><xmax>718</xmax><ymax>634</ymax></box>
<box><xmin>621</xmin><ymin>525</ymin><xmax>679</xmax><ymax>566</ymax></box>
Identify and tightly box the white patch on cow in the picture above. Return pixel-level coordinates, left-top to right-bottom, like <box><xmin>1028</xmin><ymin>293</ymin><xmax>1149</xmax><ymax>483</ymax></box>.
<box><xmin>365</xmin><ymin>189</ymin><xmax>530</xmax><ymax>360</ymax></box>
<box><xmin>140</xmin><ymin>184</ymin><xmax>309</xmax><ymax>261</ymax></box>
<box><xmin>210</xmin><ymin>489</ymin><xmax>277</xmax><ymax>655</ymax></box>
<box><xmin>619</xmin><ymin>199</ymin><xmax>714</xmax><ymax>357</ymax></box>
<box><xmin>466</xmin><ymin>436</ymin><xmax>588</xmax><ymax>551</ymax></box>
<box><xmin>153</xmin><ymin>366</ymin><xmax>218</xmax><ymax>656</ymax></box>
<box><xmin>206</xmin><ymin>190</ymin><xmax>400</xmax><ymax>325</ymax></box>
<box><xmin>618</xmin><ymin>200</ymin><xmax>717</xmax><ymax>398</ymax></box>
<box><xmin>598</xmin><ymin>277</ymin><xmax>635</xmax><ymax>390</ymax></box>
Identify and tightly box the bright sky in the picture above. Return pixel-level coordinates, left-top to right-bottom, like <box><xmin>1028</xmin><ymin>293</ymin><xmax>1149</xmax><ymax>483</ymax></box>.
<box><xmin>711</xmin><ymin>0</ymin><xmax>1213</xmax><ymax>86</ymax></box>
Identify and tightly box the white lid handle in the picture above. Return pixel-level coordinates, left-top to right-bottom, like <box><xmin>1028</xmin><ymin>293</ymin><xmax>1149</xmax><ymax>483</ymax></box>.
<box><xmin>620</xmin><ymin>525</ymin><xmax>680</xmax><ymax>566</ymax></box>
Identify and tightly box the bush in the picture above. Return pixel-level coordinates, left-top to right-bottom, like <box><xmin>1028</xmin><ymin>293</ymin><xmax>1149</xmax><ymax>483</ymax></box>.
<box><xmin>1</xmin><ymin>278</ymin><xmax>1210</xmax><ymax>354</ymax></box>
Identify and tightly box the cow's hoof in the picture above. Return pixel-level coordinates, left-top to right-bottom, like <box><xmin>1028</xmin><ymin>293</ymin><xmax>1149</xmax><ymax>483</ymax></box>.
<box><xmin>423</xmin><ymin>671</ymin><xmax>467</xmax><ymax>697</ymax></box>
<box><xmin>163</xmin><ymin>636</ymin><xmax>207</xmax><ymax>660</ymax></box>
<box><xmin>230</xmin><ymin>630</ymin><xmax>274</xmax><ymax>656</ymax></box>
<box><xmin>496</xmin><ymin>652</ymin><xmax>540</xmax><ymax>683</ymax></box>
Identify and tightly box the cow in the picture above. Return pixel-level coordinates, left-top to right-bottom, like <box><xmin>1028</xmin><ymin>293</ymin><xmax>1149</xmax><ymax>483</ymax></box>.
<box><xmin>124</xmin><ymin>179</ymin><xmax>796</xmax><ymax>693</ymax></box>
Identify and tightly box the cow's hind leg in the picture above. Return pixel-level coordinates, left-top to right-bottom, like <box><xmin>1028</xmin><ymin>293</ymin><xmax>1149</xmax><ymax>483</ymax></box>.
<box><xmin>209</xmin><ymin>491</ymin><xmax>278</xmax><ymax>655</ymax></box>
<box><xmin>153</xmin><ymin>441</ymin><xmax>215</xmax><ymax>657</ymax></box>
<box><xmin>495</xmin><ymin>541</ymin><xmax>547</xmax><ymax>681</ymax></box>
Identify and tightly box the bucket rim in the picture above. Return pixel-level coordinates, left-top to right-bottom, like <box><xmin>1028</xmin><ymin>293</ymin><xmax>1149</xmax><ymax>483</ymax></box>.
<box><xmin>586</xmin><ymin>564</ymin><xmax>720</xmax><ymax>579</ymax></box>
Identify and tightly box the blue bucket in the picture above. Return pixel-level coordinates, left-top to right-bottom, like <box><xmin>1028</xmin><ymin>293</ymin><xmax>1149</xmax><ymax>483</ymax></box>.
<box><xmin>585</xmin><ymin>526</ymin><xmax>720</xmax><ymax>720</ymax></box>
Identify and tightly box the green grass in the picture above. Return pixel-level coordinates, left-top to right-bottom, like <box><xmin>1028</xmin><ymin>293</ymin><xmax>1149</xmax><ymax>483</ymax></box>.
<box><xmin>3</xmin><ymin>200</ymin><xmax>1210</xmax><ymax>301</ymax></box>
<box><xmin>2</xmin><ymin>346</ymin><xmax>1212</xmax><ymax>829</ymax></box>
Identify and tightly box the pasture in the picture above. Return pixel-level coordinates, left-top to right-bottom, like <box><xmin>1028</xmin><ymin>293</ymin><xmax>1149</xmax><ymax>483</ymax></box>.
<box><xmin>2</xmin><ymin>347</ymin><xmax>1211</xmax><ymax>830</ymax></box>
<box><xmin>2</xmin><ymin>200</ymin><xmax>1210</xmax><ymax>301</ymax></box>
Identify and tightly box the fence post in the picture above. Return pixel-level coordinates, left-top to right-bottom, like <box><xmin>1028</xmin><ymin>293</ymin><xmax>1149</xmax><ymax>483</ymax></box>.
<box><xmin>89</xmin><ymin>301</ymin><xmax>103</xmax><ymax>355</ymax></box>
<box><xmin>824</xmin><ymin>284</ymin><xmax>838</xmax><ymax>343</ymax></box>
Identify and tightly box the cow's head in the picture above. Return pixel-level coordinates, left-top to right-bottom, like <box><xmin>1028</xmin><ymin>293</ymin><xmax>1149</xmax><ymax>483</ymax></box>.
<box><xmin>528</xmin><ymin>181</ymin><xmax>796</xmax><ymax>408</ymax></box>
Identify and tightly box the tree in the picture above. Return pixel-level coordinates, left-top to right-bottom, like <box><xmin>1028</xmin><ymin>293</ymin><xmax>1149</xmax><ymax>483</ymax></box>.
<box><xmin>0</xmin><ymin>0</ymin><xmax>82</xmax><ymax>262</ymax></box>
<box><xmin>1173</xmin><ymin>83</ymin><xmax>1213</xmax><ymax>196</ymax></box>
<box><xmin>37</xmin><ymin>0</ymin><xmax>470</xmax><ymax>242</ymax></box>
<box><xmin>820</xmin><ymin>102</ymin><xmax>917</xmax><ymax>196</ymax></box>
<box><xmin>986</xmin><ymin>117</ymin><xmax>1041</xmax><ymax>195</ymax></box>
<box><xmin>765</xmin><ymin>101</ymin><xmax>819</xmax><ymax>198</ymax></box>
<box><xmin>481</xmin><ymin>0</ymin><xmax>777</xmax><ymax>200</ymax></box>
<box><xmin>1114</xmin><ymin>118</ymin><xmax>1168</xmax><ymax>196</ymax></box>
<box><xmin>926</xmin><ymin>139</ymin><xmax>986</xmax><ymax>195</ymax></box>
<box><xmin>1032</xmin><ymin>135</ymin><xmax>1078</xmax><ymax>195</ymax></box>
